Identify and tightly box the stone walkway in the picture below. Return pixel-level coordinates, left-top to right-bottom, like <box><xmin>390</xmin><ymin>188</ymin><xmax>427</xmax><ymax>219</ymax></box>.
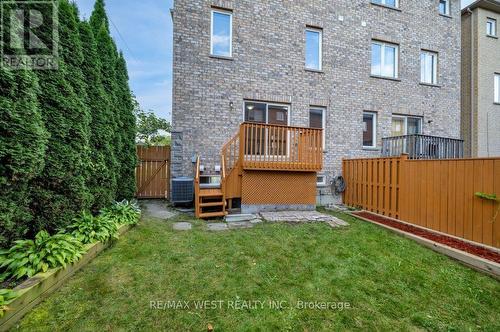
<box><xmin>141</xmin><ymin>200</ymin><xmax>178</xmax><ymax>220</ymax></box>
<box><xmin>141</xmin><ymin>202</ymin><xmax>348</xmax><ymax>231</ymax></box>
<box><xmin>260</xmin><ymin>211</ymin><xmax>348</xmax><ymax>228</ymax></box>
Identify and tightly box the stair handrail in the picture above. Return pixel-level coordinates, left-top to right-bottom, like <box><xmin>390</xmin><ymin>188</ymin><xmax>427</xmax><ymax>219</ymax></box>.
<box><xmin>220</xmin><ymin>130</ymin><xmax>240</xmax><ymax>177</ymax></box>
<box><xmin>194</xmin><ymin>156</ymin><xmax>200</xmax><ymax>217</ymax></box>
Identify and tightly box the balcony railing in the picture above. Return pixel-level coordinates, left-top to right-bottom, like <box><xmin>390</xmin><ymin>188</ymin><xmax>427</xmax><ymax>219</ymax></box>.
<box><xmin>382</xmin><ymin>134</ymin><xmax>464</xmax><ymax>159</ymax></box>
<box><xmin>239</xmin><ymin>122</ymin><xmax>323</xmax><ymax>171</ymax></box>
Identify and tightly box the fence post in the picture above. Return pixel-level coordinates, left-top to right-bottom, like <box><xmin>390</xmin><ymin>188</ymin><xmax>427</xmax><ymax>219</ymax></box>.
<box><xmin>398</xmin><ymin>154</ymin><xmax>409</xmax><ymax>219</ymax></box>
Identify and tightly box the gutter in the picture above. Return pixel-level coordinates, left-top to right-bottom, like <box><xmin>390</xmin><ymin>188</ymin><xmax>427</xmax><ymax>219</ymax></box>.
<box><xmin>465</xmin><ymin>7</ymin><xmax>475</xmax><ymax>156</ymax></box>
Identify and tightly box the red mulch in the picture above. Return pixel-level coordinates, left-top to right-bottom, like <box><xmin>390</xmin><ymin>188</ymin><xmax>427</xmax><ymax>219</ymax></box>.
<box><xmin>353</xmin><ymin>211</ymin><xmax>500</xmax><ymax>264</ymax></box>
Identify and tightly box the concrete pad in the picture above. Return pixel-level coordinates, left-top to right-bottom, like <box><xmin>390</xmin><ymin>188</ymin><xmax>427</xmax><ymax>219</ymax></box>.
<box><xmin>225</xmin><ymin>214</ymin><xmax>258</xmax><ymax>223</ymax></box>
<box><xmin>249</xmin><ymin>219</ymin><xmax>263</xmax><ymax>224</ymax></box>
<box><xmin>172</xmin><ymin>222</ymin><xmax>192</xmax><ymax>231</ymax></box>
<box><xmin>142</xmin><ymin>200</ymin><xmax>178</xmax><ymax>220</ymax></box>
<box><xmin>207</xmin><ymin>223</ymin><xmax>229</xmax><ymax>232</ymax></box>
<box><xmin>260</xmin><ymin>211</ymin><xmax>348</xmax><ymax>227</ymax></box>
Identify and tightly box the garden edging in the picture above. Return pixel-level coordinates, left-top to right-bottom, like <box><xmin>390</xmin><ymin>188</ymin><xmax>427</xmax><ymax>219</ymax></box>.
<box><xmin>350</xmin><ymin>212</ymin><xmax>500</xmax><ymax>280</ymax></box>
<box><xmin>0</xmin><ymin>224</ymin><xmax>133</xmax><ymax>332</ymax></box>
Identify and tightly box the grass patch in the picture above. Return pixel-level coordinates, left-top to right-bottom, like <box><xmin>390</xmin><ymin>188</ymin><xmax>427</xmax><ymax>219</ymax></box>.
<box><xmin>16</xmin><ymin>208</ymin><xmax>500</xmax><ymax>331</ymax></box>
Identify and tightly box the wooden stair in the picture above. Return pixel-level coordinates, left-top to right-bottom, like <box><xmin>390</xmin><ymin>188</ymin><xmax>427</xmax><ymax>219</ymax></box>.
<box><xmin>196</xmin><ymin>188</ymin><xmax>227</xmax><ymax>218</ymax></box>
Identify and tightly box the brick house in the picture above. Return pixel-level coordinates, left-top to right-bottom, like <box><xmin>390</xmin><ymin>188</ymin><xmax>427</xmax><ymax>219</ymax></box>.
<box><xmin>461</xmin><ymin>0</ymin><xmax>500</xmax><ymax>157</ymax></box>
<box><xmin>170</xmin><ymin>0</ymin><xmax>462</xmax><ymax>217</ymax></box>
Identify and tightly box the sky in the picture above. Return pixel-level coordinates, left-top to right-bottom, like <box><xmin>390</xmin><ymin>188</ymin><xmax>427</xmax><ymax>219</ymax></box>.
<box><xmin>74</xmin><ymin>0</ymin><xmax>173</xmax><ymax>121</ymax></box>
<box><xmin>72</xmin><ymin>0</ymin><xmax>477</xmax><ymax>122</ymax></box>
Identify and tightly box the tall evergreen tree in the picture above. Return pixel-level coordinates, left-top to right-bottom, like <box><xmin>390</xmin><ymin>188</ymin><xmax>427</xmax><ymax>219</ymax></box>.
<box><xmin>115</xmin><ymin>52</ymin><xmax>137</xmax><ymax>199</ymax></box>
<box><xmin>29</xmin><ymin>0</ymin><xmax>92</xmax><ymax>232</ymax></box>
<box><xmin>0</xmin><ymin>2</ymin><xmax>48</xmax><ymax>246</ymax></box>
<box><xmin>90</xmin><ymin>0</ymin><xmax>125</xmax><ymax>199</ymax></box>
<box><xmin>79</xmin><ymin>20</ymin><xmax>116</xmax><ymax>210</ymax></box>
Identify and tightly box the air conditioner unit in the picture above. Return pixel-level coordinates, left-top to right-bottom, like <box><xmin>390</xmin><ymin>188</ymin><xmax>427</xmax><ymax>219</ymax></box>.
<box><xmin>171</xmin><ymin>177</ymin><xmax>194</xmax><ymax>204</ymax></box>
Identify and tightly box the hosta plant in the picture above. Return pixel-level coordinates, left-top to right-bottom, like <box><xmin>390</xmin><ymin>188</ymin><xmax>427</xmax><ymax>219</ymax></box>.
<box><xmin>0</xmin><ymin>289</ymin><xmax>17</xmax><ymax>318</ymax></box>
<box><xmin>0</xmin><ymin>231</ymin><xmax>84</xmax><ymax>281</ymax></box>
<box><xmin>66</xmin><ymin>212</ymin><xmax>119</xmax><ymax>244</ymax></box>
<box><xmin>101</xmin><ymin>200</ymin><xmax>141</xmax><ymax>226</ymax></box>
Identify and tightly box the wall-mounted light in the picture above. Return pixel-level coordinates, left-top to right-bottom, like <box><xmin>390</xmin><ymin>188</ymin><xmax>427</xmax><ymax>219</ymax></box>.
<box><xmin>229</xmin><ymin>101</ymin><xmax>234</xmax><ymax>109</ymax></box>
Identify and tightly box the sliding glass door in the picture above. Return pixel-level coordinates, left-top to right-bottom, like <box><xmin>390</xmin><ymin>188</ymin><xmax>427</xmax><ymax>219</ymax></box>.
<box><xmin>244</xmin><ymin>102</ymin><xmax>289</xmax><ymax>159</ymax></box>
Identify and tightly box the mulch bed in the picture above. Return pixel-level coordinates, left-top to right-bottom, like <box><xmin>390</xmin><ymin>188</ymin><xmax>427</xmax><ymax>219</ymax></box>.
<box><xmin>352</xmin><ymin>211</ymin><xmax>500</xmax><ymax>264</ymax></box>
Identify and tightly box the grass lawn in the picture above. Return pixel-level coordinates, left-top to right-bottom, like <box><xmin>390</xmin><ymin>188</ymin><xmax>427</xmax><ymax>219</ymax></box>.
<box><xmin>16</xmin><ymin>207</ymin><xmax>500</xmax><ymax>331</ymax></box>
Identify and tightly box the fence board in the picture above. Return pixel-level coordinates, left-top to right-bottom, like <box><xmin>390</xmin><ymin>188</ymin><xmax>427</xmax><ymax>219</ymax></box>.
<box><xmin>343</xmin><ymin>156</ymin><xmax>500</xmax><ymax>249</ymax></box>
<box><xmin>135</xmin><ymin>146</ymin><xmax>171</xmax><ymax>199</ymax></box>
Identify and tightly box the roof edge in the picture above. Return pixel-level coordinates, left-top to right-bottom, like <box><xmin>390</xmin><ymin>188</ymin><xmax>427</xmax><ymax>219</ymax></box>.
<box><xmin>462</xmin><ymin>0</ymin><xmax>500</xmax><ymax>15</ymax></box>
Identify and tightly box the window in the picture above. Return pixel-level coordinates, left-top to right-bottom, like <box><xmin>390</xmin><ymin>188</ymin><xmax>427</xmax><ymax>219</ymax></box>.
<box><xmin>363</xmin><ymin>112</ymin><xmax>377</xmax><ymax>148</ymax></box>
<box><xmin>495</xmin><ymin>74</ymin><xmax>500</xmax><ymax>103</ymax></box>
<box><xmin>244</xmin><ymin>102</ymin><xmax>289</xmax><ymax>157</ymax></box>
<box><xmin>439</xmin><ymin>0</ymin><xmax>450</xmax><ymax>16</ymax></box>
<box><xmin>372</xmin><ymin>0</ymin><xmax>398</xmax><ymax>8</ymax></box>
<box><xmin>391</xmin><ymin>116</ymin><xmax>422</xmax><ymax>136</ymax></box>
<box><xmin>305</xmin><ymin>28</ymin><xmax>322</xmax><ymax>71</ymax></box>
<box><xmin>487</xmin><ymin>18</ymin><xmax>497</xmax><ymax>37</ymax></box>
<box><xmin>317</xmin><ymin>174</ymin><xmax>327</xmax><ymax>187</ymax></box>
<box><xmin>244</xmin><ymin>102</ymin><xmax>289</xmax><ymax>125</ymax></box>
<box><xmin>371</xmin><ymin>41</ymin><xmax>398</xmax><ymax>78</ymax></box>
<box><xmin>420</xmin><ymin>51</ymin><xmax>438</xmax><ymax>85</ymax></box>
<box><xmin>211</xmin><ymin>10</ymin><xmax>232</xmax><ymax>57</ymax></box>
<box><xmin>309</xmin><ymin>108</ymin><xmax>326</xmax><ymax>148</ymax></box>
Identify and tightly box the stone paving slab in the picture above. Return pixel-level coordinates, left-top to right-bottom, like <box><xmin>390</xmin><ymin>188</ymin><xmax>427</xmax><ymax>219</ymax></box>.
<box><xmin>260</xmin><ymin>211</ymin><xmax>348</xmax><ymax>227</ymax></box>
<box><xmin>227</xmin><ymin>221</ymin><xmax>254</xmax><ymax>230</ymax></box>
<box><xmin>172</xmin><ymin>222</ymin><xmax>192</xmax><ymax>231</ymax></box>
<box><xmin>207</xmin><ymin>223</ymin><xmax>229</xmax><ymax>232</ymax></box>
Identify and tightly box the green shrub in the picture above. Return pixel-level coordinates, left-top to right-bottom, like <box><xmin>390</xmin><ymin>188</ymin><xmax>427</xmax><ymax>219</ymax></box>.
<box><xmin>0</xmin><ymin>289</ymin><xmax>17</xmax><ymax>318</ymax></box>
<box><xmin>67</xmin><ymin>212</ymin><xmax>119</xmax><ymax>244</ymax></box>
<box><xmin>0</xmin><ymin>231</ymin><xmax>84</xmax><ymax>282</ymax></box>
<box><xmin>101</xmin><ymin>200</ymin><xmax>141</xmax><ymax>226</ymax></box>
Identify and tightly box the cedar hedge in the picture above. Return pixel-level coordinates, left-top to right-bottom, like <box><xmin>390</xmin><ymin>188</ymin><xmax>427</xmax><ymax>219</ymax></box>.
<box><xmin>0</xmin><ymin>0</ymin><xmax>136</xmax><ymax>248</ymax></box>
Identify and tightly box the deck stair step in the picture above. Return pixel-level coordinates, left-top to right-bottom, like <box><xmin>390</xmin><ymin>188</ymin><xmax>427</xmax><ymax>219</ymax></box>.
<box><xmin>199</xmin><ymin>211</ymin><xmax>228</xmax><ymax>218</ymax></box>
<box><xmin>200</xmin><ymin>201</ymin><xmax>225</xmax><ymax>207</ymax></box>
<box><xmin>199</xmin><ymin>188</ymin><xmax>223</xmax><ymax>197</ymax></box>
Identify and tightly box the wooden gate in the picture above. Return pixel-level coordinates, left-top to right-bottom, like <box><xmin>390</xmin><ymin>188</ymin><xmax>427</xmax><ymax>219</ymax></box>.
<box><xmin>135</xmin><ymin>146</ymin><xmax>171</xmax><ymax>199</ymax></box>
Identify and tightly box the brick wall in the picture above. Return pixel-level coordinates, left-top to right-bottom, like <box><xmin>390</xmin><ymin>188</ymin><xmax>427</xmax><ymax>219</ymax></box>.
<box><xmin>172</xmin><ymin>0</ymin><xmax>462</xmax><ymax>204</ymax></box>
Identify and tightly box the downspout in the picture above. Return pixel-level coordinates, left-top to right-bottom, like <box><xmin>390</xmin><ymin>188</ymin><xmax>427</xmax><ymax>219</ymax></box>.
<box><xmin>466</xmin><ymin>7</ymin><xmax>475</xmax><ymax>156</ymax></box>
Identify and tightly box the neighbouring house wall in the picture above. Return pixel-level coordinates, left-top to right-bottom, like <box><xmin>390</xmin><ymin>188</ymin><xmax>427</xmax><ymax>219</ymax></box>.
<box><xmin>171</xmin><ymin>0</ymin><xmax>462</xmax><ymax>204</ymax></box>
<box><xmin>461</xmin><ymin>12</ymin><xmax>474</xmax><ymax>157</ymax></box>
<box><xmin>476</xmin><ymin>8</ymin><xmax>500</xmax><ymax>157</ymax></box>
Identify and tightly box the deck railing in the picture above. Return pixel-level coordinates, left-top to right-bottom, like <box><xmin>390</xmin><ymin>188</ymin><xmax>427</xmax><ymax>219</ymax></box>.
<box><xmin>239</xmin><ymin>122</ymin><xmax>323</xmax><ymax>171</ymax></box>
<box><xmin>382</xmin><ymin>134</ymin><xmax>464</xmax><ymax>160</ymax></box>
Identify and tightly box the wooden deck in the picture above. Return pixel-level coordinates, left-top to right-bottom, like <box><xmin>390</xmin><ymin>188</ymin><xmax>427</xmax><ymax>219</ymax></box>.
<box><xmin>194</xmin><ymin>123</ymin><xmax>323</xmax><ymax>218</ymax></box>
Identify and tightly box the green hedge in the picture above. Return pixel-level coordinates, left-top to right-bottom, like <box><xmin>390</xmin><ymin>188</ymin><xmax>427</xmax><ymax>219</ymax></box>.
<box><xmin>0</xmin><ymin>0</ymin><xmax>136</xmax><ymax>248</ymax></box>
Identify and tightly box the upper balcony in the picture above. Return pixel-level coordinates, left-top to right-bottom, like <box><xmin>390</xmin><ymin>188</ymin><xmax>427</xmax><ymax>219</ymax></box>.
<box><xmin>382</xmin><ymin>134</ymin><xmax>464</xmax><ymax>159</ymax></box>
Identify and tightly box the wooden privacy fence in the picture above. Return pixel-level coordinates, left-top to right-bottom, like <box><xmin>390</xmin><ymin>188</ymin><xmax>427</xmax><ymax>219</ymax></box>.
<box><xmin>136</xmin><ymin>145</ymin><xmax>171</xmax><ymax>199</ymax></box>
<box><xmin>343</xmin><ymin>155</ymin><xmax>500</xmax><ymax>248</ymax></box>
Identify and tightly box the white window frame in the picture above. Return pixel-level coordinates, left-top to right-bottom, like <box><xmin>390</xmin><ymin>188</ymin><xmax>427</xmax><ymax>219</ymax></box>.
<box><xmin>495</xmin><ymin>73</ymin><xmax>500</xmax><ymax>104</ymax></box>
<box><xmin>309</xmin><ymin>107</ymin><xmax>326</xmax><ymax>149</ymax></box>
<box><xmin>363</xmin><ymin>112</ymin><xmax>377</xmax><ymax>149</ymax></box>
<box><xmin>372</xmin><ymin>0</ymin><xmax>399</xmax><ymax>8</ymax></box>
<box><xmin>439</xmin><ymin>0</ymin><xmax>450</xmax><ymax>16</ymax></box>
<box><xmin>210</xmin><ymin>9</ymin><xmax>233</xmax><ymax>57</ymax></box>
<box><xmin>487</xmin><ymin>18</ymin><xmax>497</xmax><ymax>37</ymax></box>
<box><xmin>420</xmin><ymin>50</ymin><xmax>438</xmax><ymax>85</ymax></box>
<box><xmin>392</xmin><ymin>115</ymin><xmax>423</xmax><ymax>136</ymax></box>
<box><xmin>371</xmin><ymin>41</ymin><xmax>399</xmax><ymax>79</ymax></box>
<box><xmin>316</xmin><ymin>174</ymin><xmax>327</xmax><ymax>187</ymax></box>
<box><xmin>305</xmin><ymin>27</ymin><xmax>323</xmax><ymax>71</ymax></box>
